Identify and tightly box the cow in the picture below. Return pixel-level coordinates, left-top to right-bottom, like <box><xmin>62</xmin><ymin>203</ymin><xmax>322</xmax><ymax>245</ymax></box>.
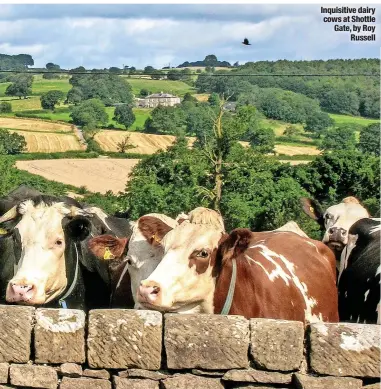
<box><xmin>0</xmin><ymin>186</ymin><xmax>132</xmax><ymax>310</ymax></box>
<box><xmin>88</xmin><ymin>213</ymin><xmax>178</xmax><ymax>308</ymax></box>
<box><xmin>301</xmin><ymin>196</ymin><xmax>370</xmax><ymax>263</ymax></box>
<box><xmin>338</xmin><ymin>217</ymin><xmax>380</xmax><ymax>324</ymax></box>
<box><xmin>136</xmin><ymin>217</ymin><xmax>339</xmax><ymax>323</ymax></box>
<box><xmin>88</xmin><ymin>207</ymin><xmax>223</xmax><ymax>308</ymax></box>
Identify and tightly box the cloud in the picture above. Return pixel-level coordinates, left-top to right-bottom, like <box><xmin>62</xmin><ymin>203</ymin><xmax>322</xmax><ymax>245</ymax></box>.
<box><xmin>0</xmin><ymin>4</ymin><xmax>378</xmax><ymax>69</ymax></box>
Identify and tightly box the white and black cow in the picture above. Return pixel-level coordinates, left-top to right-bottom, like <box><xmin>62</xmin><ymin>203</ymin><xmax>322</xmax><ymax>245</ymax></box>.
<box><xmin>338</xmin><ymin>218</ymin><xmax>380</xmax><ymax>324</ymax></box>
<box><xmin>0</xmin><ymin>186</ymin><xmax>132</xmax><ymax>310</ymax></box>
<box><xmin>301</xmin><ymin>196</ymin><xmax>370</xmax><ymax>263</ymax></box>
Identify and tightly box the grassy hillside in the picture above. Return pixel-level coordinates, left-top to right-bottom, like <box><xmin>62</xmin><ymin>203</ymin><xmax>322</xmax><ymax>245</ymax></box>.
<box><xmin>122</xmin><ymin>77</ymin><xmax>195</xmax><ymax>96</ymax></box>
<box><xmin>329</xmin><ymin>113</ymin><xmax>380</xmax><ymax>127</ymax></box>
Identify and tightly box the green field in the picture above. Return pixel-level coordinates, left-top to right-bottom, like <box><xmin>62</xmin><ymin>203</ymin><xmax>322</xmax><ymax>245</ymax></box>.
<box><xmin>329</xmin><ymin>113</ymin><xmax>379</xmax><ymax>127</ymax></box>
<box><xmin>123</xmin><ymin>77</ymin><xmax>195</xmax><ymax>97</ymax></box>
<box><xmin>105</xmin><ymin>107</ymin><xmax>151</xmax><ymax>130</ymax></box>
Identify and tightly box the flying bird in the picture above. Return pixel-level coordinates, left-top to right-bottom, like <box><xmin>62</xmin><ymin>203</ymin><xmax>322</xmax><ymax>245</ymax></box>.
<box><xmin>242</xmin><ymin>38</ymin><xmax>251</xmax><ymax>45</ymax></box>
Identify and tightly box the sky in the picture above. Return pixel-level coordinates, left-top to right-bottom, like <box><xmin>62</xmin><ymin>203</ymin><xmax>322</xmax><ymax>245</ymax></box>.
<box><xmin>0</xmin><ymin>4</ymin><xmax>379</xmax><ymax>69</ymax></box>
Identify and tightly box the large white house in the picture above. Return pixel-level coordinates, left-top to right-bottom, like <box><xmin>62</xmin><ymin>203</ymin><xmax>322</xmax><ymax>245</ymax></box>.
<box><xmin>135</xmin><ymin>92</ymin><xmax>181</xmax><ymax>108</ymax></box>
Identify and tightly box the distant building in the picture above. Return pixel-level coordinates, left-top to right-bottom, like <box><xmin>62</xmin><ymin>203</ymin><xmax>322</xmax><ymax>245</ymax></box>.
<box><xmin>135</xmin><ymin>92</ymin><xmax>181</xmax><ymax>108</ymax></box>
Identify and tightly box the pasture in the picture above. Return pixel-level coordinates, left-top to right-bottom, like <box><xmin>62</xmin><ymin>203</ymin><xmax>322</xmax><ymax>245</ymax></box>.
<box><xmin>329</xmin><ymin>113</ymin><xmax>380</xmax><ymax>127</ymax></box>
<box><xmin>122</xmin><ymin>77</ymin><xmax>195</xmax><ymax>96</ymax></box>
<box><xmin>16</xmin><ymin>158</ymin><xmax>140</xmax><ymax>194</ymax></box>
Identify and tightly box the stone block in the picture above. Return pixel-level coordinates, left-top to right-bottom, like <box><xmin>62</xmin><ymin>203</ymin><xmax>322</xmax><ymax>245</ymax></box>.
<box><xmin>10</xmin><ymin>364</ymin><xmax>57</xmax><ymax>389</ymax></box>
<box><xmin>363</xmin><ymin>384</ymin><xmax>381</xmax><ymax>389</ymax></box>
<box><xmin>223</xmin><ymin>368</ymin><xmax>292</xmax><ymax>384</ymax></box>
<box><xmin>118</xmin><ymin>369</ymin><xmax>168</xmax><ymax>380</ymax></box>
<box><xmin>162</xmin><ymin>374</ymin><xmax>224</xmax><ymax>389</ymax></box>
<box><xmin>60</xmin><ymin>377</ymin><xmax>111</xmax><ymax>389</ymax></box>
<box><xmin>59</xmin><ymin>363</ymin><xmax>82</xmax><ymax>378</ymax></box>
<box><xmin>34</xmin><ymin>309</ymin><xmax>86</xmax><ymax>364</ymax></box>
<box><xmin>250</xmin><ymin>318</ymin><xmax>304</xmax><ymax>371</ymax></box>
<box><xmin>87</xmin><ymin>310</ymin><xmax>162</xmax><ymax>369</ymax></box>
<box><xmin>0</xmin><ymin>363</ymin><xmax>8</xmax><ymax>384</ymax></box>
<box><xmin>0</xmin><ymin>306</ymin><xmax>34</xmax><ymax>363</ymax></box>
<box><xmin>165</xmin><ymin>314</ymin><xmax>249</xmax><ymax>370</ymax></box>
<box><xmin>83</xmin><ymin>369</ymin><xmax>110</xmax><ymax>380</ymax></box>
<box><xmin>113</xmin><ymin>377</ymin><xmax>159</xmax><ymax>389</ymax></box>
<box><xmin>294</xmin><ymin>373</ymin><xmax>362</xmax><ymax>389</ymax></box>
<box><xmin>309</xmin><ymin>323</ymin><xmax>380</xmax><ymax>377</ymax></box>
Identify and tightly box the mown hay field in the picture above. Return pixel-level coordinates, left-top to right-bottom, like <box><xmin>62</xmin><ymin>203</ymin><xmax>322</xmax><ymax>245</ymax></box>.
<box><xmin>0</xmin><ymin>117</ymin><xmax>72</xmax><ymax>132</ymax></box>
<box><xmin>16</xmin><ymin>159</ymin><xmax>140</xmax><ymax>194</ymax></box>
<box><xmin>95</xmin><ymin>130</ymin><xmax>195</xmax><ymax>154</ymax></box>
<box><xmin>11</xmin><ymin>130</ymin><xmax>82</xmax><ymax>152</ymax></box>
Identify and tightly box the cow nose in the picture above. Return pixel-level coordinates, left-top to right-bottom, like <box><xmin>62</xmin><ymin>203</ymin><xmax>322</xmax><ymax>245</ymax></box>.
<box><xmin>7</xmin><ymin>282</ymin><xmax>36</xmax><ymax>302</ymax></box>
<box><xmin>138</xmin><ymin>280</ymin><xmax>161</xmax><ymax>304</ymax></box>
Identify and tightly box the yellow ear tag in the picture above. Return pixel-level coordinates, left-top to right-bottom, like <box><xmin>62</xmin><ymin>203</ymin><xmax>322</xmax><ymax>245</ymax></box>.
<box><xmin>103</xmin><ymin>247</ymin><xmax>115</xmax><ymax>260</ymax></box>
<box><xmin>309</xmin><ymin>206</ymin><xmax>314</xmax><ymax>213</ymax></box>
<box><xmin>0</xmin><ymin>228</ymin><xmax>8</xmax><ymax>235</ymax></box>
<box><xmin>152</xmin><ymin>234</ymin><xmax>161</xmax><ymax>243</ymax></box>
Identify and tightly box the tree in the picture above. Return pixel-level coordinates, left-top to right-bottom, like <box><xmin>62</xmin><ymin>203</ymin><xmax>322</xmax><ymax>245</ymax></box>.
<box><xmin>109</xmin><ymin>67</ymin><xmax>122</xmax><ymax>74</ymax></box>
<box><xmin>358</xmin><ymin>123</ymin><xmax>380</xmax><ymax>156</ymax></box>
<box><xmin>68</xmin><ymin>74</ymin><xmax>133</xmax><ymax>106</ymax></box>
<box><xmin>69</xmin><ymin>66</ymin><xmax>86</xmax><ymax>74</ymax></box>
<box><xmin>5</xmin><ymin>74</ymin><xmax>33</xmax><ymax>99</ymax></box>
<box><xmin>43</xmin><ymin>62</ymin><xmax>61</xmax><ymax>79</ymax></box>
<box><xmin>144</xmin><ymin>66</ymin><xmax>155</xmax><ymax>74</ymax></box>
<box><xmin>150</xmin><ymin>70</ymin><xmax>162</xmax><ymax>80</ymax></box>
<box><xmin>46</xmin><ymin>62</ymin><xmax>60</xmax><ymax>70</ymax></box>
<box><xmin>40</xmin><ymin>90</ymin><xmax>65</xmax><ymax>111</ymax></box>
<box><xmin>70</xmin><ymin>99</ymin><xmax>108</xmax><ymax>139</ymax></box>
<box><xmin>66</xmin><ymin>87</ymin><xmax>83</xmax><ymax>105</ymax></box>
<box><xmin>113</xmin><ymin>105</ymin><xmax>136</xmax><ymax>129</ymax></box>
<box><xmin>319</xmin><ymin>126</ymin><xmax>357</xmax><ymax>151</ymax></box>
<box><xmin>182</xmin><ymin>92</ymin><xmax>197</xmax><ymax>103</ymax></box>
<box><xmin>167</xmin><ymin>70</ymin><xmax>182</xmax><ymax>81</ymax></box>
<box><xmin>305</xmin><ymin>112</ymin><xmax>334</xmax><ymax>135</ymax></box>
<box><xmin>208</xmin><ymin>92</ymin><xmax>220</xmax><ymax>106</ymax></box>
<box><xmin>144</xmin><ymin>105</ymin><xmax>185</xmax><ymax>135</ymax></box>
<box><xmin>140</xmin><ymin>88</ymin><xmax>151</xmax><ymax>97</ymax></box>
<box><xmin>247</xmin><ymin>127</ymin><xmax>275</xmax><ymax>154</ymax></box>
<box><xmin>116</xmin><ymin>134</ymin><xmax>136</xmax><ymax>153</ymax></box>
<box><xmin>283</xmin><ymin>125</ymin><xmax>302</xmax><ymax>138</ymax></box>
<box><xmin>0</xmin><ymin>102</ymin><xmax>12</xmax><ymax>113</ymax></box>
<box><xmin>0</xmin><ymin>129</ymin><xmax>26</xmax><ymax>154</ymax></box>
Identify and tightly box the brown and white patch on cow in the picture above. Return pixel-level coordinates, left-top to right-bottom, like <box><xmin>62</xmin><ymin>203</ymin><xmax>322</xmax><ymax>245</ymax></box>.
<box><xmin>247</xmin><ymin>243</ymin><xmax>323</xmax><ymax>323</ymax></box>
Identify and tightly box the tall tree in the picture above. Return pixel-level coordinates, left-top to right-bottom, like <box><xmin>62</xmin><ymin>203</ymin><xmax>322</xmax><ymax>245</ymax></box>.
<box><xmin>113</xmin><ymin>105</ymin><xmax>136</xmax><ymax>129</ymax></box>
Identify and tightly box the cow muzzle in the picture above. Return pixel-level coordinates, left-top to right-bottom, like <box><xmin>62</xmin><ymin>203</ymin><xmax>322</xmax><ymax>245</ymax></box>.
<box><xmin>137</xmin><ymin>280</ymin><xmax>163</xmax><ymax>308</ymax></box>
<box><xmin>327</xmin><ymin>227</ymin><xmax>347</xmax><ymax>251</ymax></box>
<box><xmin>6</xmin><ymin>280</ymin><xmax>41</xmax><ymax>304</ymax></box>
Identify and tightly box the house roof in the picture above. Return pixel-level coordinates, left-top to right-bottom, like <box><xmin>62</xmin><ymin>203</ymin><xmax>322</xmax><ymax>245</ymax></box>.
<box><xmin>146</xmin><ymin>92</ymin><xmax>179</xmax><ymax>98</ymax></box>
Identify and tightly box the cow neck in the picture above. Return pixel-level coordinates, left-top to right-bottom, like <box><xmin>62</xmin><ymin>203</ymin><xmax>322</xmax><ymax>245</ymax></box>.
<box><xmin>58</xmin><ymin>242</ymin><xmax>80</xmax><ymax>309</ymax></box>
<box><xmin>220</xmin><ymin>258</ymin><xmax>237</xmax><ymax>315</ymax></box>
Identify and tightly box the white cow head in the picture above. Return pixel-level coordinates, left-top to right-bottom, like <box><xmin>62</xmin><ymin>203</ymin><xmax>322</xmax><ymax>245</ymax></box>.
<box><xmin>0</xmin><ymin>198</ymin><xmax>92</xmax><ymax>305</ymax></box>
<box><xmin>302</xmin><ymin>196</ymin><xmax>369</xmax><ymax>255</ymax></box>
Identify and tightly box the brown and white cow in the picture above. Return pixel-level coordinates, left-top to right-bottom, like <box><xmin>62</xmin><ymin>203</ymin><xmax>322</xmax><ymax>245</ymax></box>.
<box><xmin>88</xmin><ymin>213</ymin><xmax>178</xmax><ymax>308</ymax></box>
<box><xmin>301</xmin><ymin>197</ymin><xmax>370</xmax><ymax>261</ymax></box>
<box><xmin>137</xmin><ymin>219</ymin><xmax>339</xmax><ymax>323</ymax></box>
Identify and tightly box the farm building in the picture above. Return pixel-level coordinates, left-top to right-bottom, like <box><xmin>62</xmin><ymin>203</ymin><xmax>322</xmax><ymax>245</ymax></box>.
<box><xmin>135</xmin><ymin>92</ymin><xmax>181</xmax><ymax>108</ymax></box>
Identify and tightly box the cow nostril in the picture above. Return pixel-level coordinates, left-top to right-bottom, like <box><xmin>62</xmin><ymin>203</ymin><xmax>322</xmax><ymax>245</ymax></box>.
<box><xmin>151</xmin><ymin>286</ymin><xmax>160</xmax><ymax>295</ymax></box>
<box><xmin>328</xmin><ymin>228</ymin><xmax>334</xmax><ymax>234</ymax></box>
<box><xmin>341</xmin><ymin>230</ymin><xmax>347</xmax><ymax>236</ymax></box>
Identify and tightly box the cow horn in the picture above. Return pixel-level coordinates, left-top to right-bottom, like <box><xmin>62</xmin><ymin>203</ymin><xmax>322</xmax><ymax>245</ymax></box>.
<box><xmin>0</xmin><ymin>205</ymin><xmax>18</xmax><ymax>224</ymax></box>
<box><xmin>69</xmin><ymin>206</ymin><xmax>93</xmax><ymax>218</ymax></box>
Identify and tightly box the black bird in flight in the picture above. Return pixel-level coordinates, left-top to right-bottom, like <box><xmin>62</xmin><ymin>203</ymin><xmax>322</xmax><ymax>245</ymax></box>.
<box><xmin>242</xmin><ymin>38</ymin><xmax>251</xmax><ymax>45</ymax></box>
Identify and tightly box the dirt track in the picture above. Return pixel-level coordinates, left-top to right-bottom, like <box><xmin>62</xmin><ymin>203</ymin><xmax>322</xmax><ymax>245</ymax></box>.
<box><xmin>16</xmin><ymin>159</ymin><xmax>140</xmax><ymax>194</ymax></box>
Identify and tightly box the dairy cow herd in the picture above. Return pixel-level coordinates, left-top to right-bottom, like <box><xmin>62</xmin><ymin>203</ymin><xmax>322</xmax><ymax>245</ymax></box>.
<box><xmin>0</xmin><ymin>185</ymin><xmax>379</xmax><ymax>324</ymax></box>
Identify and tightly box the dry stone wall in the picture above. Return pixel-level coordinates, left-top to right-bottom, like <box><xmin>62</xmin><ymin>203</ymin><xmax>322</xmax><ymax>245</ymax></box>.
<box><xmin>0</xmin><ymin>305</ymin><xmax>379</xmax><ymax>389</ymax></box>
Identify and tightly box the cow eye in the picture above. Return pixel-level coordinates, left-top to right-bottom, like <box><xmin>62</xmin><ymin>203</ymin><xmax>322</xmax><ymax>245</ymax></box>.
<box><xmin>197</xmin><ymin>250</ymin><xmax>209</xmax><ymax>258</ymax></box>
<box><xmin>55</xmin><ymin>239</ymin><xmax>63</xmax><ymax>246</ymax></box>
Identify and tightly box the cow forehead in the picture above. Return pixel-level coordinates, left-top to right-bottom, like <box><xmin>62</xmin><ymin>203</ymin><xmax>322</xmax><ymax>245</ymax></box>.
<box><xmin>326</xmin><ymin>203</ymin><xmax>368</xmax><ymax>221</ymax></box>
<box><xmin>163</xmin><ymin>223</ymin><xmax>222</xmax><ymax>254</ymax></box>
<box><xmin>17</xmin><ymin>201</ymin><xmax>69</xmax><ymax>240</ymax></box>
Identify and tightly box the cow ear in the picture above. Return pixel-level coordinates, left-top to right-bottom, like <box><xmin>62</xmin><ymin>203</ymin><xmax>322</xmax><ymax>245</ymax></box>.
<box><xmin>65</xmin><ymin>216</ymin><xmax>91</xmax><ymax>241</ymax></box>
<box><xmin>88</xmin><ymin>235</ymin><xmax>129</xmax><ymax>261</ymax></box>
<box><xmin>218</xmin><ymin>228</ymin><xmax>252</xmax><ymax>263</ymax></box>
<box><xmin>300</xmin><ymin>198</ymin><xmax>324</xmax><ymax>226</ymax></box>
<box><xmin>138</xmin><ymin>216</ymin><xmax>174</xmax><ymax>246</ymax></box>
